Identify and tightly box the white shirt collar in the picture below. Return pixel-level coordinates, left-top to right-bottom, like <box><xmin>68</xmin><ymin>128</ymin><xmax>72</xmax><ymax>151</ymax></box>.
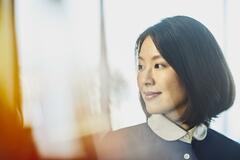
<box><xmin>147</xmin><ymin>114</ymin><xmax>207</xmax><ymax>143</ymax></box>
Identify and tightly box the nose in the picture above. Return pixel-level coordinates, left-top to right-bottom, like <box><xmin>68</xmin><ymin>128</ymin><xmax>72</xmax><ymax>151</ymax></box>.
<box><xmin>143</xmin><ymin>68</ymin><xmax>155</xmax><ymax>86</ymax></box>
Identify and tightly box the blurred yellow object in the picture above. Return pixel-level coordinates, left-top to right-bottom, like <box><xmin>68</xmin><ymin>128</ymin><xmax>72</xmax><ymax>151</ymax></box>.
<box><xmin>0</xmin><ymin>0</ymin><xmax>21</xmax><ymax>121</ymax></box>
<box><xmin>0</xmin><ymin>1</ymin><xmax>40</xmax><ymax>159</ymax></box>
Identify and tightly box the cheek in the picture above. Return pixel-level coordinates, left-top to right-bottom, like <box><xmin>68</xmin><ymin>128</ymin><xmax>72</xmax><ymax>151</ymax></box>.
<box><xmin>137</xmin><ymin>73</ymin><xmax>142</xmax><ymax>89</ymax></box>
<box><xmin>170</xmin><ymin>80</ymin><xmax>186</xmax><ymax>103</ymax></box>
<box><xmin>162</xmin><ymin>71</ymin><xmax>187</xmax><ymax>103</ymax></box>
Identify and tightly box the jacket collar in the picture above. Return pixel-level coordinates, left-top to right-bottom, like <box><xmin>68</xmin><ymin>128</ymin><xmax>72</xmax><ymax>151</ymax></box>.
<box><xmin>147</xmin><ymin>114</ymin><xmax>207</xmax><ymax>143</ymax></box>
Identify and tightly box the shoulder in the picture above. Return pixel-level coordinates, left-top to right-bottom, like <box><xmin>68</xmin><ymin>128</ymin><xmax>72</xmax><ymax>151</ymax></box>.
<box><xmin>100</xmin><ymin>123</ymin><xmax>148</xmax><ymax>147</ymax></box>
<box><xmin>96</xmin><ymin>123</ymin><xmax>149</xmax><ymax>159</ymax></box>
<box><xmin>192</xmin><ymin>128</ymin><xmax>240</xmax><ymax>160</ymax></box>
<box><xmin>207</xmin><ymin>129</ymin><xmax>240</xmax><ymax>146</ymax></box>
<box><xmin>107</xmin><ymin>123</ymin><xmax>148</xmax><ymax>138</ymax></box>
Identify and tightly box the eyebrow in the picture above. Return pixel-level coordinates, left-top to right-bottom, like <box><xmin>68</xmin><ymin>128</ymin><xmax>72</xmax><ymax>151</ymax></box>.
<box><xmin>138</xmin><ymin>54</ymin><xmax>162</xmax><ymax>61</ymax></box>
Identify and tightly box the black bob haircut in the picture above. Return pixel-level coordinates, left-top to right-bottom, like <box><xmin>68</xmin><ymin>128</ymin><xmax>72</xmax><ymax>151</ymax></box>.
<box><xmin>135</xmin><ymin>16</ymin><xmax>235</xmax><ymax>127</ymax></box>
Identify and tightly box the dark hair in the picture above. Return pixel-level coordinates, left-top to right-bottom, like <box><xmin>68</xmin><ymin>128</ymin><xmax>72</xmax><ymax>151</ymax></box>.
<box><xmin>135</xmin><ymin>16</ymin><xmax>235</xmax><ymax>127</ymax></box>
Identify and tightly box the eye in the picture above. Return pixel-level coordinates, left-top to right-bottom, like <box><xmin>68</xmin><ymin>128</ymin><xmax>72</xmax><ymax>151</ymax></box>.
<box><xmin>154</xmin><ymin>64</ymin><xmax>165</xmax><ymax>69</ymax></box>
<box><xmin>138</xmin><ymin>64</ymin><xmax>144</xmax><ymax>71</ymax></box>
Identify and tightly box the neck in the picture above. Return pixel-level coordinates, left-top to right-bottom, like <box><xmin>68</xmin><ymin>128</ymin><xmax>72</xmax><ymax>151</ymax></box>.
<box><xmin>163</xmin><ymin>102</ymin><xmax>189</xmax><ymax>130</ymax></box>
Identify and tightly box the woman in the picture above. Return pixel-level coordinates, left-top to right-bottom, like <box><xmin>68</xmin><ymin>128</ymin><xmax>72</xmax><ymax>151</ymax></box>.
<box><xmin>98</xmin><ymin>16</ymin><xmax>240</xmax><ymax>160</ymax></box>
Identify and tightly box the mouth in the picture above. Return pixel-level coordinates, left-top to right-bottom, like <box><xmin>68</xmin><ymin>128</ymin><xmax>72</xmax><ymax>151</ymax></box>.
<box><xmin>143</xmin><ymin>91</ymin><xmax>162</xmax><ymax>100</ymax></box>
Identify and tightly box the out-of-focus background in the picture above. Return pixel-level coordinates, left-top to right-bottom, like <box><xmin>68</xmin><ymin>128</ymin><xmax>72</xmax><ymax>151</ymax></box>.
<box><xmin>1</xmin><ymin>0</ymin><xmax>239</xmax><ymax>159</ymax></box>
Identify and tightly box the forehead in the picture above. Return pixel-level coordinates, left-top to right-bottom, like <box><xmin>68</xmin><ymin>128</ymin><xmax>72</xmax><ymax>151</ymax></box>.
<box><xmin>139</xmin><ymin>36</ymin><xmax>162</xmax><ymax>59</ymax></box>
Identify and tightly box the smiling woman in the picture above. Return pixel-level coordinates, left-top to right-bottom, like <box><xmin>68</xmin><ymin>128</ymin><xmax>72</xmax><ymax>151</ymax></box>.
<box><xmin>98</xmin><ymin>16</ymin><xmax>240</xmax><ymax>160</ymax></box>
<box><xmin>137</xmin><ymin>36</ymin><xmax>188</xmax><ymax>124</ymax></box>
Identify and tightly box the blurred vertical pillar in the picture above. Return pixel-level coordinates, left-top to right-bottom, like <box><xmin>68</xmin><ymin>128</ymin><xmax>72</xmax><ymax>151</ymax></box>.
<box><xmin>99</xmin><ymin>0</ymin><xmax>111</xmax><ymax>130</ymax></box>
<box><xmin>0</xmin><ymin>0</ymin><xmax>21</xmax><ymax>122</ymax></box>
<box><xmin>0</xmin><ymin>0</ymin><xmax>39</xmax><ymax>159</ymax></box>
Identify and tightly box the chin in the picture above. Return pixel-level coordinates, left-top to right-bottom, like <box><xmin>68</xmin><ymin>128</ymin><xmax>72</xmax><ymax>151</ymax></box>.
<box><xmin>146</xmin><ymin>108</ymin><xmax>164</xmax><ymax>115</ymax></box>
<box><xmin>146</xmin><ymin>105</ymin><xmax>170</xmax><ymax>115</ymax></box>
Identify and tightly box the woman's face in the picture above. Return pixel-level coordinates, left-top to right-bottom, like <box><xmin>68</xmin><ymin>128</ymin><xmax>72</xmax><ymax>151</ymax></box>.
<box><xmin>137</xmin><ymin>36</ymin><xmax>187</xmax><ymax>121</ymax></box>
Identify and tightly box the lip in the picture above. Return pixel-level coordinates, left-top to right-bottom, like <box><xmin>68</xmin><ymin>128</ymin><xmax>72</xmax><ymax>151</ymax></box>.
<box><xmin>143</xmin><ymin>91</ymin><xmax>161</xmax><ymax>100</ymax></box>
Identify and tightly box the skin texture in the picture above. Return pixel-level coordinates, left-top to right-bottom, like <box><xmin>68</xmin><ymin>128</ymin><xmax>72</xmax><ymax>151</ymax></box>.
<box><xmin>137</xmin><ymin>36</ymin><xmax>188</xmax><ymax>124</ymax></box>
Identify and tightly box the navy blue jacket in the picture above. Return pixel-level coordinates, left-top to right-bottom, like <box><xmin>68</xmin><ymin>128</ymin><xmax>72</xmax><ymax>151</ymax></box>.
<box><xmin>192</xmin><ymin>128</ymin><xmax>240</xmax><ymax>160</ymax></box>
